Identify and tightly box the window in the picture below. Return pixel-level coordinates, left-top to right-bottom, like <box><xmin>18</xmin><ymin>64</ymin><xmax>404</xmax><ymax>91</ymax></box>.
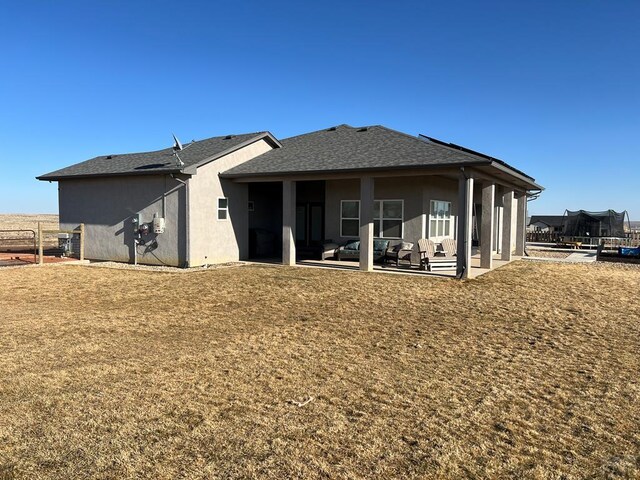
<box><xmin>341</xmin><ymin>199</ymin><xmax>404</xmax><ymax>238</ymax></box>
<box><xmin>340</xmin><ymin>200</ymin><xmax>360</xmax><ymax>237</ymax></box>
<box><xmin>217</xmin><ymin>197</ymin><xmax>228</xmax><ymax>220</ymax></box>
<box><xmin>375</xmin><ymin>200</ymin><xmax>403</xmax><ymax>238</ymax></box>
<box><xmin>248</xmin><ymin>200</ymin><xmax>254</xmax><ymax>212</ymax></box>
<box><xmin>429</xmin><ymin>200</ymin><xmax>452</xmax><ymax>241</ymax></box>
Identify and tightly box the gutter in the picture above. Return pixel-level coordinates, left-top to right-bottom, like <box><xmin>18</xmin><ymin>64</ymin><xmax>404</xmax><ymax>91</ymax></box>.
<box><xmin>489</xmin><ymin>161</ymin><xmax>544</xmax><ymax>191</ymax></box>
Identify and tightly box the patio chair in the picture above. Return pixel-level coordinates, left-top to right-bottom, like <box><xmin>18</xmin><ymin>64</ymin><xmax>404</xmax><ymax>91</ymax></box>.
<box><xmin>417</xmin><ymin>238</ymin><xmax>457</xmax><ymax>271</ymax></box>
<box><xmin>384</xmin><ymin>240</ymin><xmax>414</xmax><ymax>267</ymax></box>
<box><xmin>440</xmin><ymin>237</ymin><xmax>457</xmax><ymax>257</ymax></box>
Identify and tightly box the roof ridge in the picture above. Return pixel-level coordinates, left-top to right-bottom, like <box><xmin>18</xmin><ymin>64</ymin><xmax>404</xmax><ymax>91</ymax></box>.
<box><xmin>94</xmin><ymin>131</ymin><xmax>267</xmax><ymax>159</ymax></box>
<box><xmin>368</xmin><ymin>126</ymin><xmax>496</xmax><ymax>167</ymax></box>
<box><xmin>280</xmin><ymin>124</ymin><xmax>354</xmax><ymax>141</ymax></box>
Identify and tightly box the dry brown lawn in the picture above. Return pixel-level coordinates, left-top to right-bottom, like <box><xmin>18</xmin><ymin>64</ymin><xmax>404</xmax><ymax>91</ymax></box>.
<box><xmin>0</xmin><ymin>261</ymin><xmax>639</xmax><ymax>479</ymax></box>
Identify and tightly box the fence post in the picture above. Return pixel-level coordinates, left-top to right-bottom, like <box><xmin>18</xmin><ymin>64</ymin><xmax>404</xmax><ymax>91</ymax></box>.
<box><xmin>38</xmin><ymin>222</ymin><xmax>43</xmax><ymax>265</ymax></box>
<box><xmin>79</xmin><ymin>223</ymin><xmax>85</xmax><ymax>261</ymax></box>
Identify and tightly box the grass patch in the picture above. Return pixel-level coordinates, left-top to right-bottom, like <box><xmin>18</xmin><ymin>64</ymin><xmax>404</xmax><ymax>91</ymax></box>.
<box><xmin>0</xmin><ymin>261</ymin><xmax>639</xmax><ymax>478</ymax></box>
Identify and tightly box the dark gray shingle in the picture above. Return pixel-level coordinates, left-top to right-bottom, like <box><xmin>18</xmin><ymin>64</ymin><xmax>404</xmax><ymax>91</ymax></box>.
<box><xmin>221</xmin><ymin>125</ymin><xmax>497</xmax><ymax>177</ymax></box>
<box><xmin>529</xmin><ymin>215</ymin><xmax>565</xmax><ymax>227</ymax></box>
<box><xmin>38</xmin><ymin>132</ymin><xmax>271</xmax><ymax>180</ymax></box>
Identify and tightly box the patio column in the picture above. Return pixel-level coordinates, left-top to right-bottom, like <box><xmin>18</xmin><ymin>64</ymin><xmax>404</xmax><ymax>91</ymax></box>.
<box><xmin>282</xmin><ymin>180</ymin><xmax>296</xmax><ymax>266</ymax></box>
<box><xmin>480</xmin><ymin>182</ymin><xmax>495</xmax><ymax>269</ymax></box>
<box><xmin>359</xmin><ymin>176</ymin><xmax>374</xmax><ymax>272</ymax></box>
<box><xmin>501</xmin><ymin>189</ymin><xmax>514</xmax><ymax>261</ymax></box>
<box><xmin>515</xmin><ymin>191</ymin><xmax>527</xmax><ymax>256</ymax></box>
<box><xmin>456</xmin><ymin>173</ymin><xmax>474</xmax><ymax>279</ymax></box>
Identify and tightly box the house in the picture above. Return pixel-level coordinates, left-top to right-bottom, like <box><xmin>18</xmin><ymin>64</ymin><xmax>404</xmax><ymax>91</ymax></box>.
<box><xmin>528</xmin><ymin>215</ymin><xmax>565</xmax><ymax>233</ymax></box>
<box><xmin>37</xmin><ymin>124</ymin><xmax>543</xmax><ymax>278</ymax></box>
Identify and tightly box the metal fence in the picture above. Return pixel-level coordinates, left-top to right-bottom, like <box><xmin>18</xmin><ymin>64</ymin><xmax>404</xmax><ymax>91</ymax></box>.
<box><xmin>629</xmin><ymin>231</ymin><xmax>640</xmax><ymax>246</ymax></box>
<box><xmin>0</xmin><ymin>229</ymin><xmax>37</xmax><ymax>266</ymax></box>
<box><xmin>527</xmin><ymin>231</ymin><xmax>640</xmax><ymax>247</ymax></box>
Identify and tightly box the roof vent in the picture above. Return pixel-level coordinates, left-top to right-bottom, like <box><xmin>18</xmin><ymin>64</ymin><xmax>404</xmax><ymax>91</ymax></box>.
<box><xmin>327</xmin><ymin>127</ymin><xmax>337</xmax><ymax>131</ymax></box>
<box><xmin>106</xmin><ymin>155</ymin><xmax>113</xmax><ymax>159</ymax></box>
<box><xmin>357</xmin><ymin>127</ymin><xmax>369</xmax><ymax>132</ymax></box>
<box><xmin>225</xmin><ymin>135</ymin><xmax>235</xmax><ymax>139</ymax></box>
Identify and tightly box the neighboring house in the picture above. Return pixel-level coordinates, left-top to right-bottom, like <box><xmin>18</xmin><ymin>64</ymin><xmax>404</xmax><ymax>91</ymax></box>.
<box><xmin>528</xmin><ymin>215</ymin><xmax>565</xmax><ymax>233</ymax></box>
<box><xmin>37</xmin><ymin>124</ymin><xmax>543</xmax><ymax>278</ymax></box>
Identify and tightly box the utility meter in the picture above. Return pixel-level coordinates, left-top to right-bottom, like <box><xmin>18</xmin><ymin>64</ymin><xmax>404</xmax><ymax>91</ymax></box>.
<box><xmin>153</xmin><ymin>217</ymin><xmax>166</xmax><ymax>234</ymax></box>
<box><xmin>139</xmin><ymin>223</ymin><xmax>150</xmax><ymax>235</ymax></box>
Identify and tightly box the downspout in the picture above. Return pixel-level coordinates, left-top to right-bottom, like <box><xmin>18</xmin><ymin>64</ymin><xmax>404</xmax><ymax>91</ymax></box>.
<box><xmin>456</xmin><ymin>167</ymin><xmax>470</xmax><ymax>280</ymax></box>
<box><xmin>171</xmin><ymin>174</ymin><xmax>190</xmax><ymax>268</ymax></box>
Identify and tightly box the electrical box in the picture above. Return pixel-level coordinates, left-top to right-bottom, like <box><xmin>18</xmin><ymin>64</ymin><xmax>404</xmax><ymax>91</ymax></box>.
<box><xmin>153</xmin><ymin>217</ymin><xmax>166</xmax><ymax>234</ymax></box>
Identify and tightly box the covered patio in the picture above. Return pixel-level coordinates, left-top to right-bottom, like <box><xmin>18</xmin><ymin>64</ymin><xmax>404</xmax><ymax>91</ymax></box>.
<box><xmin>221</xmin><ymin>125</ymin><xmax>542</xmax><ymax>278</ymax></box>
<box><xmin>296</xmin><ymin>252</ymin><xmax>520</xmax><ymax>279</ymax></box>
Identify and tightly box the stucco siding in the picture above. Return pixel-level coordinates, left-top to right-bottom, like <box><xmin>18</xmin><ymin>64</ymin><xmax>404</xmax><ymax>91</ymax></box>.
<box><xmin>188</xmin><ymin>139</ymin><xmax>273</xmax><ymax>265</ymax></box>
<box><xmin>421</xmin><ymin>176</ymin><xmax>460</xmax><ymax>240</ymax></box>
<box><xmin>325</xmin><ymin>175</ymin><xmax>459</xmax><ymax>246</ymax></box>
<box><xmin>58</xmin><ymin>175</ymin><xmax>186</xmax><ymax>266</ymax></box>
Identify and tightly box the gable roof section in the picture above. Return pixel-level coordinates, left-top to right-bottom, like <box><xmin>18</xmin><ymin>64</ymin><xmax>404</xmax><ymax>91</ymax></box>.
<box><xmin>37</xmin><ymin>132</ymin><xmax>280</xmax><ymax>181</ymax></box>
<box><xmin>221</xmin><ymin>125</ymin><xmax>541</xmax><ymax>190</ymax></box>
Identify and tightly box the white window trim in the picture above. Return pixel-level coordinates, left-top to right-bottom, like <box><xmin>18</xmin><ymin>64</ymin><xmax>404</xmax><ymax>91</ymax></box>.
<box><xmin>340</xmin><ymin>199</ymin><xmax>404</xmax><ymax>239</ymax></box>
<box><xmin>340</xmin><ymin>200</ymin><xmax>360</xmax><ymax>238</ymax></box>
<box><xmin>375</xmin><ymin>199</ymin><xmax>404</xmax><ymax>239</ymax></box>
<box><xmin>217</xmin><ymin>196</ymin><xmax>229</xmax><ymax>221</ymax></box>
<box><xmin>428</xmin><ymin>199</ymin><xmax>453</xmax><ymax>241</ymax></box>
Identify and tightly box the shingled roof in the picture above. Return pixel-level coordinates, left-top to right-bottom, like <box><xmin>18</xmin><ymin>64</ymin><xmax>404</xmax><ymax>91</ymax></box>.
<box><xmin>37</xmin><ymin>132</ymin><xmax>279</xmax><ymax>181</ymax></box>
<box><xmin>38</xmin><ymin>124</ymin><xmax>541</xmax><ymax>190</ymax></box>
<box><xmin>221</xmin><ymin>124</ymin><xmax>537</xmax><ymax>184</ymax></box>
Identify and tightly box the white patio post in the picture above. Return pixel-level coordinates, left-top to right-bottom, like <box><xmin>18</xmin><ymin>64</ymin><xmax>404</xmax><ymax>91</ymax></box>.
<box><xmin>494</xmin><ymin>205</ymin><xmax>503</xmax><ymax>254</ymax></box>
<box><xmin>282</xmin><ymin>180</ymin><xmax>296</xmax><ymax>266</ymax></box>
<box><xmin>359</xmin><ymin>176</ymin><xmax>374</xmax><ymax>272</ymax></box>
<box><xmin>515</xmin><ymin>191</ymin><xmax>527</xmax><ymax>256</ymax></box>
<box><xmin>501</xmin><ymin>189</ymin><xmax>514</xmax><ymax>261</ymax></box>
<box><xmin>480</xmin><ymin>182</ymin><xmax>495</xmax><ymax>269</ymax></box>
<box><xmin>456</xmin><ymin>173</ymin><xmax>474</xmax><ymax>278</ymax></box>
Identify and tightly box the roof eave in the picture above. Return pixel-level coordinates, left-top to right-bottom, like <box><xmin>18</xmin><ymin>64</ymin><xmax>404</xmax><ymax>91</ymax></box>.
<box><xmin>36</xmin><ymin>169</ymin><xmax>186</xmax><ymax>182</ymax></box>
<box><xmin>489</xmin><ymin>161</ymin><xmax>544</xmax><ymax>191</ymax></box>
<box><xmin>219</xmin><ymin>160</ymin><xmax>491</xmax><ymax>179</ymax></box>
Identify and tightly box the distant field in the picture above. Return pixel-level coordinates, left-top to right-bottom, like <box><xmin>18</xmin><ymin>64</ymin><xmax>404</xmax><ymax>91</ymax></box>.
<box><xmin>0</xmin><ymin>261</ymin><xmax>638</xmax><ymax>479</ymax></box>
<box><xmin>0</xmin><ymin>214</ymin><xmax>59</xmax><ymax>250</ymax></box>
<box><xmin>0</xmin><ymin>213</ymin><xmax>59</xmax><ymax>232</ymax></box>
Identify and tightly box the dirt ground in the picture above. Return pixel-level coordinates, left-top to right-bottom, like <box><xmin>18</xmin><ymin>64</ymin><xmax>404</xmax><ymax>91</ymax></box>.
<box><xmin>526</xmin><ymin>249</ymin><xmax>572</xmax><ymax>259</ymax></box>
<box><xmin>0</xmin><ymin>261</ymin><xmax>639</xmax><ymax>479</ymax></box>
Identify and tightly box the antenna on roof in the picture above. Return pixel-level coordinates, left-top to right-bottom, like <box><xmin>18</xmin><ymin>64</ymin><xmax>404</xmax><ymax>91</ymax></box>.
<box><xmin>172</xmin><ymin>133</ymin><xmax>183</xmax><ymax>151</ymax></box>
<box><xmin>172</xmin><ymin>133</ymin><xmax>185</xmax><ymax>168</ymax></box>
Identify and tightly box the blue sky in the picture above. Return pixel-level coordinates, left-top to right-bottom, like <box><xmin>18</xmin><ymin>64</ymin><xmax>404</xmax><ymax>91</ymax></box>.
<box><xmin>1</xmin><ymin>1</ymin><xmax>638</xmax><ymax>218</ymax></box>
